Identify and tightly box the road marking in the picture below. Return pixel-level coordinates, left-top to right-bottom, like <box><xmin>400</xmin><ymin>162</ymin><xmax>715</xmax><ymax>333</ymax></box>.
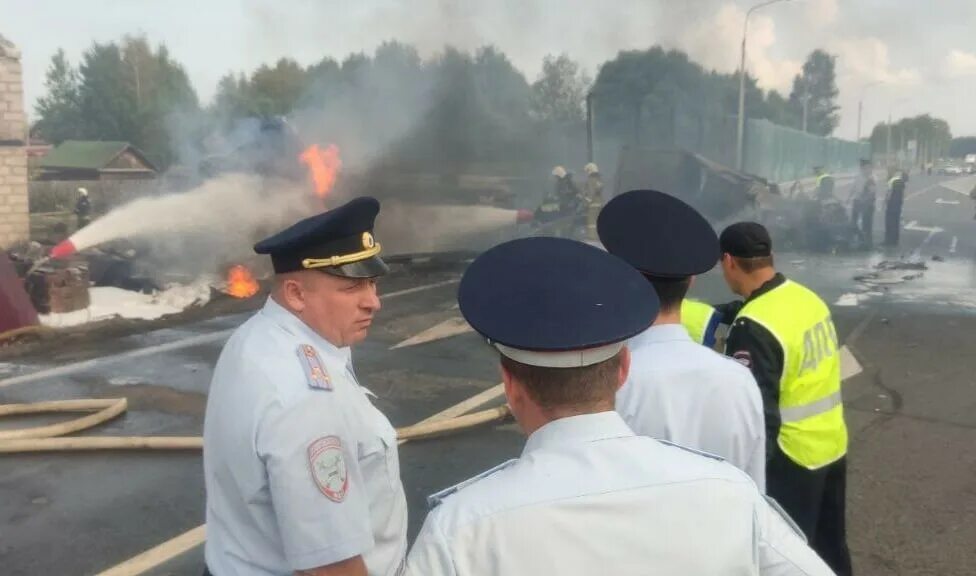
<box><xmin>904</xmin><ymin>220</ymin><xmax>943</xmax><ymax>233</ymax></box>
<box><xmin>903</xmin><ymin>220</ymin><xmax>944</xmax><ymax>259</ymax></box>
<box><xmin>0</xmin><ymin>278</ymin><xmax>461</xmax><ymax>389</ymax></box>
<box><xmin>935</xmin><ymin>198</ymin><xmax>960</xmax><ymax>205</ymax></box>
<box><xmin>839</xmin><ymin>345</ymin><xmax>863</xmax><ymax>381</ymax></box>
<box><xmin>906</xmin><ymin>184</ymin><xmax>942</xmax><ymax>200</ymax></box>
<box><xmin>391</xmin><ymin>315</ymin><xmax>473</xmax><ymax>349</ymax></box>
<box><xmin>907</xmin><ymin>175</ymin><xmax>976</xmax><ymax>200</ymax></box>
<box><xmin>951</xmin><ymin>236</ymin><xmax>958</xmax><ymax>254</ymax></box>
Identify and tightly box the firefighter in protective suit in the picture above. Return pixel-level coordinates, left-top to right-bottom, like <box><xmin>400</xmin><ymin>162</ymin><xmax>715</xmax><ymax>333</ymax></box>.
<box><xmin>535</xmin><ymin>166</ymin><xmax>584</xmax><ymax>238</ymax></box>
<box><xmin>582</xmin><ymin>163</ymin><xmax>604</xmax><ymax>241</ymax></box>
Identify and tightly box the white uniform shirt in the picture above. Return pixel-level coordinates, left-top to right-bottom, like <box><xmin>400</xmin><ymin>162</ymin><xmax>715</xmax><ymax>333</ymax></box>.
<box><xmin>404</xmin><ymin>412</ymin><xmax>832</xmax><ymax>576</ymax></box>
<box><xmin>203</xmin><ymin>298</ymin><xmax>407</xmax><ymax>575</ymax></box>
<box><xmin>618</xmin><ymin>323</ymin><xmax>767</xmax><ymax>490</ymax></box>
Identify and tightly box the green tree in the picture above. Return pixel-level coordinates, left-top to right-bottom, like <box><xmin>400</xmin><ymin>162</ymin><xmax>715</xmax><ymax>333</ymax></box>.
<box><xmin>76</xmin><ymin>41</ymin><xmax>138</xmax><ymax>142</ymax></box>
<box><xmin>950</xmin><ymin>137</ymin><xmax>976</xmax><ymax>158</ymax></box>
<box><xmin>248</xmin><ymin>58</ymin><xmax>306</xmax><ymax>117</ymax></box>
<box><xmin>763</xmin><ymin>89</ymin><xmax>799</xmax><ymax>127</ymax></box>
<box><xmin>531</xmin><ymin>54</ymin><xmax>590</xmax><ymax>124</ymax></box>
<box><xmin>33</xmin><ymin>49</ymin><xmax>83</xmax><ymax>143</ymax></box>
<box><xmin>35</xmin><ymin>36</ymin><xmax>201</xmax><ymax>168</ymax></box>
<box><xmin>789</xmin><ymin>50</ymin><xmax>840</xmax><ymax>136</ymax></box>
<box><xmin>869</xmin><ymin>115</ymin><xmax>952</xmax><ymax>163</ymax></box>
<box><xmin>120</xmin><ymin>38</ymin><xmax>199</xmax><ymax>167</ymax></box>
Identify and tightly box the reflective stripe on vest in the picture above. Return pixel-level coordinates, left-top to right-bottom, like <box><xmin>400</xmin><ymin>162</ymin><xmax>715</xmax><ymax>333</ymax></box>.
<box><xmin>735</xmin><ymin>280</ymin><xmax>848</xmax><ymax>469</ymax></box>
<box><xmin>888</xmin><ymin>176</ymin><xmax>903</xmax><ymax>188</ymax></box>
<box><xmin>681</xmin><ymin>299</ymin><xmax>718</xmax><ymax>347</ymax></box>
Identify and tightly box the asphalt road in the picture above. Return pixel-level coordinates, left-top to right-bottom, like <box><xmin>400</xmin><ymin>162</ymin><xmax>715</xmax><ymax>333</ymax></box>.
<box><xmin>2</xmin><ymin>172</ymin><xmax>976</xmax><ymax>575</ymax></box>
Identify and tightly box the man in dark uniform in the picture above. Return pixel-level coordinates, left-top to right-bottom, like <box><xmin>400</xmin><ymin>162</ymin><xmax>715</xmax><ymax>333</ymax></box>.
<box><xmin>715</xmin><ymin>222</ymin><xmax>852</xmax><ymax>576</ymax></box>
<box><xmin>885</xmin><ymin>170</ymin><xmax>908</xmax><ymax>247</ymax></box>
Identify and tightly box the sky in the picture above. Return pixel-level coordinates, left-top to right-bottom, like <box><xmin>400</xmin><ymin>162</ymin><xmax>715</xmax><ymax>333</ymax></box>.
<box><xmin>4</xmin><ymin>0</ymin><xmax>976</xmax><ymax>139</ymax></box>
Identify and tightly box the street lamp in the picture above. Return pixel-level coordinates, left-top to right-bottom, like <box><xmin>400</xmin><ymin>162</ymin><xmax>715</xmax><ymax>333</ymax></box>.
<box><xmin>736</xmin><ymin>0</ymin><xmax>793</xmax><ymax>171</ymax></box>
<box><xmin>856</xmin><ymin>81</ymin><xmax>883</xmax><ymax>142</ymax></box>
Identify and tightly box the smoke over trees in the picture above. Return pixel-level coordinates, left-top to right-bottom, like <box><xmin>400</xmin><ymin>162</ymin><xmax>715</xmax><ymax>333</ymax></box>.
<box><xmin>33</xmin><ymin>37</ymin><xmax>862</xmax><ymax>172</ymax></box>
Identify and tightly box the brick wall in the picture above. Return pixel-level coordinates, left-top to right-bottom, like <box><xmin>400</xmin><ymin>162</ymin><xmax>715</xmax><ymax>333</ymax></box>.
<box><xmin>0</xmin><ymin>34</ymin><xmax>28</xmax><ymax>249</ymax></box>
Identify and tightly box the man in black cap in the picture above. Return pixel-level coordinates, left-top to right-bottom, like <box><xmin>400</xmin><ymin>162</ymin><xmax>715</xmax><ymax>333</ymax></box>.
<box><xmin>203</xmin><ymin>197</ymin><xmax>407</xmax><ymax>576</ymax></box>
<box><xmin>404</xmin><ymin>236</ymin><xmax>834</xmax><ymax>576</ymax></box>
<box><xmin>716</xmin><ymin>221</ymin><xmax>852</xmax><ymax>576</ymax></box>
<box><xmin>597</xmin><ymin>190</ymin><xmax>765</xmax><ymax>488</ymax></box>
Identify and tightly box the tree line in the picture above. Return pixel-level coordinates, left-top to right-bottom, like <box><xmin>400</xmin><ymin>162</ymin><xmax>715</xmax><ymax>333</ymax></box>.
<box><xmin>868</xmin><ymin>115</ymin><xmax>953</xmax><ymax>163</ymax></box>
<box><xmin>33</xmin><ymin>36</ymin><xmax>875</xmax><ymax>171</ymax></box>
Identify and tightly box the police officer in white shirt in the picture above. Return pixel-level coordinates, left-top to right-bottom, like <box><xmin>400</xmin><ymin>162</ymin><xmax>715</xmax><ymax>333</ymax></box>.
<box><xmin>403</xmin><ymin>236</ymin><xmax>834</xmax><ymax>576</ymax></box>
<box><xmin>598</xmin><ymin>189</ymin><xmax>766</xmax><ymax>489</ymax></box>
<box><xmin>203</xmin><ymin>197</ymin><xmax>407</xmax><ymax>576</ymax></box>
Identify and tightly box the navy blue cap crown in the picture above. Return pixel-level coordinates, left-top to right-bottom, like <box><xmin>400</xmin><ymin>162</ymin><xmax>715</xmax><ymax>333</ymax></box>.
<box><xmin>254</xmin><ymin>196</ymin><xmax>387</xmax><ymax>277</ymax></box>
<box><xmin>719</xmin><ymin>221</ymin><xmax>772</xmax><ymax>258</ymax></box>
<box><xmin>598</xmin><ymin>189</ymin><xmax>719</xmax><ymax>278</ymax></box>
<box><xmin>458</xmin><ymin>237</ymin><xmax>658</xmax><ymax>361</ymax></box>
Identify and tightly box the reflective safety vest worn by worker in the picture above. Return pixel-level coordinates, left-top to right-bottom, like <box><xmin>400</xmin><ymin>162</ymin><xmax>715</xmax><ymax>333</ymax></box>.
<box><xmin>815</xmin><ymin>173</ymin><xmax>835</xmax><ymax>199</ymax></box>
<box><xmin>681</xmin><ymin>299</ymin><xmax>720</xmax><ymax>348</ymax></box>
<box><xmin>736</xmin><ymin>280</ymin><xmax>848</xmax><ymax>469</ymax></box>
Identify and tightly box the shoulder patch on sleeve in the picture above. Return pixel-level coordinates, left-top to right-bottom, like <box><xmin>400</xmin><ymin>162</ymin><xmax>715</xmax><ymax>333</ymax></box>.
<box><xmin>297</xmin><ymin>344</ymin><xmax>332</xmax><ymax>391</ymax></box>
<box><xmin>426</xmin><ymin>459</ymin><xmax>518</xmax><ymax>509</ymax></box>
<box><xmin>732</xmin><ymin>350</ymin><xmax>752</xmax><ymax>368</ymax></box>
<box><xmin>308</xmin><ymin>436</ymin><xmax>348</xmax><ymax>502</ymax></box>
<box><xmin>656</xmin><ymin>439</ymin><xmax>725</xmax><ymax>462</ymax></box>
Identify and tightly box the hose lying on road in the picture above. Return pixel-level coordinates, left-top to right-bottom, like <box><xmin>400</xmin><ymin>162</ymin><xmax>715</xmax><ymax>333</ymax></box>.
<box><xmin>0</xmin><ymin>393</ymin><xmax>511</xmax><ymax>454</ymax></box>
<box><xmin>90</xmin><ymin>382</ymin><xmax>509</xmax><ymax>576</ymax></box>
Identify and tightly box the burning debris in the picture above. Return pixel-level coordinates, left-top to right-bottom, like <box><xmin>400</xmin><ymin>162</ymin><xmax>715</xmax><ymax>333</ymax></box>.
<box><xmin>854</xmin><ymin>260</ymin><xmax>928</xmax><ymax>287</ymax></box>
<box><xmin>224</xmin><ymin>265</ymin><xmax>259</xmax><ymax>299</ymax></box>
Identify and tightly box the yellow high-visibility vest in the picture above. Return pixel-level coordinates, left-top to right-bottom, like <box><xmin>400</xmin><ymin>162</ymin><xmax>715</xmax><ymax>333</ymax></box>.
<box><xmin>681</xmin><ymin>299</ymin><xmax>719</xmax><ymax>347</ymax></box>
<box><xmin>735</xmin><ymin>280</ymin><xmax>848</xmax><ymax>469</ymax></box>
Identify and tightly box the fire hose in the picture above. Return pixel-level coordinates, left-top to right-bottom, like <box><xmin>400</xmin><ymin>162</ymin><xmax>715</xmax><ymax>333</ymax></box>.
<box><xmin>0</xmin><ymin>392</ymin><xmax>511</xmax><ymax>454</ymax></box>
<box><xmin>67</xmin><ymin>382</ymin><xmax>508</xmax><ymax>576</ymax></box>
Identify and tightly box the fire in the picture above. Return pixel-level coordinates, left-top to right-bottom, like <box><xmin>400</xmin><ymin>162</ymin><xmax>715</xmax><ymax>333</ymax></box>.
<box><xmin>225</xmin><ymin>265</ymin><xmax>259</xmax><ymax>299</ymax></box>
<box><xmin>299</xmin><ymin>144</ymin><xmax>342</xmax><ymax>200</ymax></box>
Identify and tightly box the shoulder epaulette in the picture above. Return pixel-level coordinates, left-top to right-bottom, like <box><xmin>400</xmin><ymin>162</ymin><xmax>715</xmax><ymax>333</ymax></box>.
<box><xmin>426</xmin><ymin>459</ymin><xmax>518</xmax><ymax>509</ymax></box>
<box><xmin>656</xmin><ymin>439</ymin><xmax>725</xmax><ymax>462</ymax></box>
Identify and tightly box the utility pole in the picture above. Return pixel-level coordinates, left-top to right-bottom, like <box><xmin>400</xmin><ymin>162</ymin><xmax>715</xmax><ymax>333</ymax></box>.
<box><xmin>801</xmin><ymin>92</ymin><xmax>810</xmax><ymax>133</ymax></box>
<box><xmin>735</xmin><ymin>0</ymin><xmax>792</xmax><ymax>171</ymax></box>
<box><xmin>856</xmin><ymin>81</ymin><xmax>883</xmax><ymax>141</ymax></box>
<box><xmin>886</xmin><ymin>113</ymin><xmax>892</xmax><ymax>168</ymax></box>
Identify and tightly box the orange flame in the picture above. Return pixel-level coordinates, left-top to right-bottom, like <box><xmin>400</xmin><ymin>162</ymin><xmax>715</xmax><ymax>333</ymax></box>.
<box><xmin>225</xmin><ymin>265</ymin><xmax>259</xmax><ymax>299</ymax></box>
<box><xmin>299</xmin><ymin>144</ymin><xmax>342</xmax><ymax>200</ymax></box>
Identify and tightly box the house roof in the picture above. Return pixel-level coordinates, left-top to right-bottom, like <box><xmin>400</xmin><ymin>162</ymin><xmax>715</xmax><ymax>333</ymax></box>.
<box><xmin>39</xmin><ymin>141</ymin><xmax>158</xmax><ymax>172</ymax></box>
